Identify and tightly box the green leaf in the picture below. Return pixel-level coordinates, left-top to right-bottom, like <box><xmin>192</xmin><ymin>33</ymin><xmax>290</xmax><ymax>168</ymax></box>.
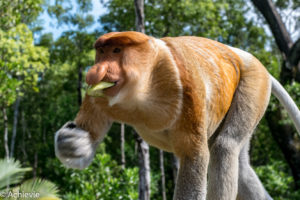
<box><xmin>0</xmin><ymin>159</ymin><xmax>31</xmax><ymax>190</ymax></box>
<box><xmin>18</xmin><ymin>178</ymin><xmax>60</xmax><ymax>199</ymax></box>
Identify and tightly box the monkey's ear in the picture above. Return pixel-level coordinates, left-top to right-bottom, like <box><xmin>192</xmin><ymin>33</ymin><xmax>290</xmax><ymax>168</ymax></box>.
<box><xmin>94</xmin><ymin>31</ymin><xmax>150</xmax><ymax>48</ymax></box>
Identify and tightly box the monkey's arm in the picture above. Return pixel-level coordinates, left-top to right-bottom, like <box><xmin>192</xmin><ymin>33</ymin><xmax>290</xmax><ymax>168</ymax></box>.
<box><xmin>55</xmin><ymin>96</ymin><xmax>112</xmax><ymax>169</ymax></box>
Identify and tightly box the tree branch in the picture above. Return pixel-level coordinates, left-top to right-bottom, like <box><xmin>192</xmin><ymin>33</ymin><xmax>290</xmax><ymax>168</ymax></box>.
<box><xmin>287</xmin><ymin>37</ymin><xmax>300</xmax><ymax>68</ymax></box>
<box><xmin>251</xmin><ymin>0</ymin><xmax>293</xmax><ymax>57</ymax></box>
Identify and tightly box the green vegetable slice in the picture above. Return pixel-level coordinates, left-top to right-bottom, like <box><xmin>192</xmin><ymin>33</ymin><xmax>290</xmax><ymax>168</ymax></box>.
<box><xmin>86</xmin><ymin>81</ymin><xmax>115</xmax><ymax>97</ymax></box>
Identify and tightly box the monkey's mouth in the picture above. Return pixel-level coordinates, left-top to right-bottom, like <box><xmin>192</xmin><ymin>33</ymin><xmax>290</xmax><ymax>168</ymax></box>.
<box><xmin>103</xmin><ymin>80</ymin><xmax>123</xmax><ymax>96</ymax></box>
<box><xmin>86</xmin><ymin>81</ymin><xmax>116</xmax><ymax>97</ymax></box>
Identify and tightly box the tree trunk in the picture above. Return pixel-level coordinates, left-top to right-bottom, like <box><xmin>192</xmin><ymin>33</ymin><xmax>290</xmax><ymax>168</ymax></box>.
<box><xmin>121</xmin><ymin>123</ymin><xmax>126</xmax><ymax>169</ymax></box>
<box><xmin>33</xmin><ymin>152</ymin><xmax>38</xmax><ymax>178</ymax></box>
<box><xmin>136</xmin><ymin>134</ymin><xmax>151</xmax><ymax>200</ymax></box>
<box><xmin>251</xmin><ymin>0</ymin><xmax>300</xmax><ymax>188</ymax></box>
<box><xmin>77</xmin><ymin>64</ymin><xmax>82</xmax><ymax>106</ymax></box>
<box><xmin>2</xmin><ymin>107</ymin><xmax>9</xmax><ymax>159</ymax></box>
<box><xmin>251</xmin><ymin>0</ymin><xmax>293</xmax><ymax>56</ymax></box>
<box><xmin>10</xmin><ymin>96</ymin><xmax>21</xmax><ymax>158</ymax></box>
<box><xmin>134</xmin><ymin>1</ymin><xmax>151</xmax><ymax>199</ymax></box>
<box><xmin>265</xmin><ymin>109</ymin><xmax>300</xmax><ymax>188</ymax></box>
<box><xmin>172</xmin><ymin>154</ymin><xmax>179</xmax><ymax>184</ymax></box>
<box><xmin>21</xmin><ymin>111</ymin><xmax>28</xmax><ymax>160</ymax></box>
<box><xmin>134</xmin><ymin>0</ymin><xmax>145</xmax><ymax>33</ymax></box>
<box><xmin>160</xmin><ymin>150</ymin><xmax>167</xmax><ymax>200</ymax></box>
<box><xmin>251</xmin><ymin>0</ymin><xmax>299</xmax><ymax>83</ymax></box>
<box><xmin>288</xmin><ymin>38</ymin><xmax>300</xmax><ymax>82</ymax></box>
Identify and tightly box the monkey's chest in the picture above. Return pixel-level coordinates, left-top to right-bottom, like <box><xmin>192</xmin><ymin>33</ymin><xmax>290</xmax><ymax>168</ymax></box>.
<box><xmin>134</xmin><ymin>127</ymin><xmax>173</xmax><ymax>152</ymax></box>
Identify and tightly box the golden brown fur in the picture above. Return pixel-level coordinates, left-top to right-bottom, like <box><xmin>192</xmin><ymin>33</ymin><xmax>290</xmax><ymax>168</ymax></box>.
<box><xmin>81</xmin><ymin>34</ymin><xmax>243</xmax><ymax>153</ymax></box>
<box><xmin>55</xmin><ymin>31</ymin><xmax>300</xmax><ymax>200</ymax></box>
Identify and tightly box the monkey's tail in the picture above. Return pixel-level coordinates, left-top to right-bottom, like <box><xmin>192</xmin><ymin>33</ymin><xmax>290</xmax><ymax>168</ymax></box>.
<box><xmin>270</xmin><ymin>75</ymin><xmax>300</xmax><ymax>134</ymax></box>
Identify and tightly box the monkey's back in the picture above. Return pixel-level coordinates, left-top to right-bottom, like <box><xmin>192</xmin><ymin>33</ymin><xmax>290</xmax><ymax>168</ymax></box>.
<box><xmin>161</xmin><ymin>36</ymin><xmax>242</xmax><ymax>135</ymax></box>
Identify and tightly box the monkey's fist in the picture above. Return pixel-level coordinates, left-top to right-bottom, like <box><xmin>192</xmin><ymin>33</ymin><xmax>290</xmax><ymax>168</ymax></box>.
<box><xmin>55</xmin><ymin>121</ymin><xmax>97</xmax><ymax>169</ymax></box>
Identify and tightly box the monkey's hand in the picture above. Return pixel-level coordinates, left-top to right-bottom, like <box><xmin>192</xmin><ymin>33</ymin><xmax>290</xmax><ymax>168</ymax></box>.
<box><xmin>55</xmin><ymin>121</ymin><xmax>99</xmax><ymax>169</ymax></box>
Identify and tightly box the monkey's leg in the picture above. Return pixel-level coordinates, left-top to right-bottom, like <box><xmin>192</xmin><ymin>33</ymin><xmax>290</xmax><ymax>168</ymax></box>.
<box><xmin>237</xmin><ymin>142</ymin><xmax>273</xmax><ymax>200</ymax></box>
<box><xmin>207</xmin><ymin>65</ymin><xmax>271</xmax><ymax>200</ymax></box>
<box><xmin>208</xmin><ymin>135</ymin><xmax>240</xmax><ymax>200</ymax></box>
<box><xmin>173</xmin><ymin>143</ymin><xmax>209</xmax><ymax>200</ymax></box>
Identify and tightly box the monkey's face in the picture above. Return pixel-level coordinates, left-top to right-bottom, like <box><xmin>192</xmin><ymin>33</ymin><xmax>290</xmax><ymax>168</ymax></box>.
<box><xmin>85</xmin><ymin>32</ymin><xmax>157</xmax><ymax>108</ymax></box>
<box><xmin>86</xmin><ymin>45</ymin><xmax>126</xmax><ymax>97</ymax></box>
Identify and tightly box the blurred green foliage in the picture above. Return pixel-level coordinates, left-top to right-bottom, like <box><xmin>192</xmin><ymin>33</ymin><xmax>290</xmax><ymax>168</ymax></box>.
<box><xmin>46</xmin><ymin>153</ymin><xmax>139</xmax><ymax>200</ymax></box>
<box><xmin>0</xmin><ymin>24</ymin><xmax>49</xmax><ymax>106</ymax></box>
<box><xmin>0</xmin><ymin>0</ymin><xmax>44</xmax><ymax>31</ymax></box>
<box><xmin>255</xmin><ymin>160</ymin><xmax>300</xmax><ymax>200</ymax></box>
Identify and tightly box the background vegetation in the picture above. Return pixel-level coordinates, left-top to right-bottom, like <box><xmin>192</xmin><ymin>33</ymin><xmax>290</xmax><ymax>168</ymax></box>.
<box><xmin>0</xmin><ymin>0</ymin><xmax>299</xmax><ymax>199</ymax></box>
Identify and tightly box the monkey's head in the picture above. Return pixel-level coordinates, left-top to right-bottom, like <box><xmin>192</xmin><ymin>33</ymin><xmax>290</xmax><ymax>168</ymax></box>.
<box><xmin>86</xmin><ymin>32</ymin><xmax>153</xmax><ymax>102</ymax></box>
<box><xmin>84</xmin><ymin>31</ymin><xmax>183</xmax><ymax>131</ymax></box>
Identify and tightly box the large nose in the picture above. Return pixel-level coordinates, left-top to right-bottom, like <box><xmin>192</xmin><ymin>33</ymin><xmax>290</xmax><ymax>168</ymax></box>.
<box><xmin>86</xmin><ymin>63</ymin><xmax>108</xmax><ymax>85</ymax></box>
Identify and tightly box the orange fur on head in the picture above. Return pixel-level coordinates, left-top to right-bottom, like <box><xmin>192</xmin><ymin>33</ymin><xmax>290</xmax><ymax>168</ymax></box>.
<box><xmin>94</xmin><ymin>31</ymin><xmax>150</xmax><ymax>48</ymax></box>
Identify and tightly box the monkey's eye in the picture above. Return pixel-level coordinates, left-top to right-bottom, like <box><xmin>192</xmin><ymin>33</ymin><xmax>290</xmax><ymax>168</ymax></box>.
<box><xmin>99</xmin><ymin>48</ymin><xmax>104</xmax><ymax>54</ymax></box>
<box><xmin>113</xmin><ymin>48</ymin><xmax>121</xmax><ymax>53</ymax></box>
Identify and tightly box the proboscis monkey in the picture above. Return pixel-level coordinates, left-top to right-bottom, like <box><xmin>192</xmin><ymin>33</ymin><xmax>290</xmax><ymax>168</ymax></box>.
<box><xmin>55</xmin><ymin>31</ymin><xmax>300</xmax><ymax>200</ymax></box>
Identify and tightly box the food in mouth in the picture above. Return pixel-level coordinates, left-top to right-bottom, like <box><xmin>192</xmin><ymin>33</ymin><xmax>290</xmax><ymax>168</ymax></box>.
<box><xmin>86</xmin><ymin>81</ymin><xmax>115</xmax><ymax>97</ymax></box>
